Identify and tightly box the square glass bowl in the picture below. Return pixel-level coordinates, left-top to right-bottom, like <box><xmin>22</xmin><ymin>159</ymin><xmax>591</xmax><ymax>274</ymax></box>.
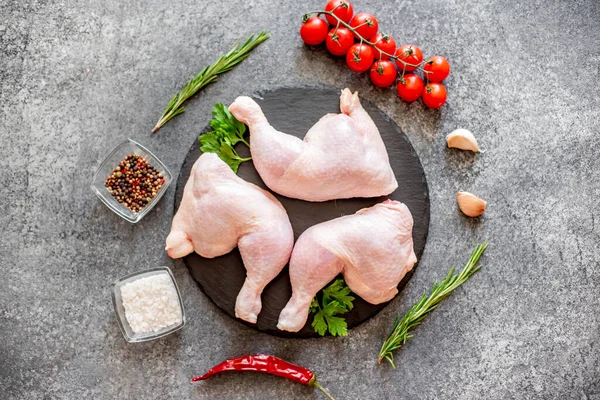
<box><xmin>90</xmin><ymin>139</ymin><xmax>172</xmax><ymax>223</ymax></box>
<box><xmin>112</xmin><ymin>267</ymin><xmax>186</xmax><ymax>343</ymax></box>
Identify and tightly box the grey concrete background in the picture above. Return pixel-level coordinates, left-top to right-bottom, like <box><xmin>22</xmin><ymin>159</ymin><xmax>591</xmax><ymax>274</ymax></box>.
<box><xmin>1</xmin><ymin>0</ymin><xmax>599</xmax><ymax>398</ymax></box>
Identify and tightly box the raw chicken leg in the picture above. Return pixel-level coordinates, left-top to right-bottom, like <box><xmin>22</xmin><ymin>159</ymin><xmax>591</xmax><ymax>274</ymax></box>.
<box><xmin>277</xmin><ymin>200</ymin><xmax>417</xmax><ymax>332</ymax></box>
<box><xmin>228</xmin><ymin>88</ymin><xmax>398</xmax><ymax>202</ymax></box>
<box><xmin>166</xmin><ymin>153</ymin><xmax>294</xmax><ymax>324</ymax></box>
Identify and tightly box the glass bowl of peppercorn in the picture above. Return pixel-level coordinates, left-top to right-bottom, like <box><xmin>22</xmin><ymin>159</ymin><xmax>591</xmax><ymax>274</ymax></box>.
<box><xmin>90</xmin><ymin>139</ymin><xmax>172</xmax><ymax>223</ymax></box>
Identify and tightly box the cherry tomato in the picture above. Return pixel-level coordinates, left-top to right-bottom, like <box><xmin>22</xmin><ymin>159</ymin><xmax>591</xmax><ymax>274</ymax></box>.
<box><xmin>371</xmin><ymin>33</ymin><xmax>396</xmax><ymax>60</ymax></box>
<box><xmin>349</xmin><ymin>12</ymin><xmax>378</xmax><ymax>40</ymax></box>
<box><xmin>397</xmin><ymin>74</ymin><xmax>424</xmax><ymax>102</ymax></box>
<box><xmin>422</xmin><ymin>83</ymin><xmax>447</xmax><ymax>108</ymax></box>
<box><xmin>423</xmin><ymin>56</ymin><xmax>450</xmax><ymax>82</ymax></box>
<box><xmin>324</xmin><ymin>0</ymin><xmax>354</xmax><ymax>25</ymax></box>
<box><xmin>369</xmin><ymin>60</ymin><xmax>397</xmax><ymax>87</ymax></box>
<box><xmin>326</xmin><ymin>27</ymin><xmax>355</xmax><ymax>56</ymax></box>
<box><xmin>300</xmin><ymin>17</ymin><xmax>329</xmax><ymax>45</ymax></box>
<box><xmin>394</xmin><ymin>44</ymin><xmax>423</xmax><ymax>72</ymax></box>
<box><xmin>346</xmin><ymin>43</ymin><xmax>375</xmax><ymax>72</ymax></box>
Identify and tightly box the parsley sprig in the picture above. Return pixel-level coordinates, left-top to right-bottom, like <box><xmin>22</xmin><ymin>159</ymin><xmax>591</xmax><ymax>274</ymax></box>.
<box><xmin>199</xmin><ymin>104</ymin><xmax>251</xmax><ymax>173</ymax></box>
<box><xmin>310</xmin><ymin>279</ymin><xmax>355</xmax><ymax>336</ymax></box>
<box><xmin>378</xmin><ymin>242</ymin><xmax>488</xmax><ymax>367</ymax></box>
<box><xmin>152</xmin><ymin>31</ymin><xmax>270</xmax><ymax>133</ymax></box>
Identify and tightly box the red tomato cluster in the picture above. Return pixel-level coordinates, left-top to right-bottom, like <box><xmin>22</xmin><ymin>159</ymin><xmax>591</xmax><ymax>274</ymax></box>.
<box><xmin>300</xmin><ymin>0</ymin><xmax>451</xmax><ymax>108</ymax></box>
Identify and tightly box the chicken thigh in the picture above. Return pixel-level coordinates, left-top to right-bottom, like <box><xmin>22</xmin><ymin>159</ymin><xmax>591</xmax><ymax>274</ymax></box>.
<box><xmin>166</xmin><ymin>153</ymin><xmax>294</xmax><ymax>324</ymax></box>
<box><xmin>228</xmin><ymin>88</ymin><xmax>398</xmax><ymax>202</ymax></box>
<box><xmin>277</xmin><ymin>200</ymin><xmax>417</xmax><ymax>332</ymax></box>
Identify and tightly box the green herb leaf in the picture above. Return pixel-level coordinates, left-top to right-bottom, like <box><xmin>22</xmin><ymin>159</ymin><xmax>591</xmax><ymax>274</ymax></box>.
<box><xmin>152</xmin><ymin>31</ymin><xmax>270</xmax><ymax>133</ymax></box>
<box><xmin>323</xmin><ymin>314</ymin><xmax>348</xmax><ymax>337</ymax></box>
<box><xmin>323</xmin><ymin>279</ymin><xmax>355</xmax><ymax>311</ymax></box>
<box><xmin>322</xmin><ymin>300</ymin><xmax>350</xmax><ymax>316</ymax></box>
<box><xmin>209</xmin><ymin>104</ymin><xmax>249</xmax><ymax>147</ymax></box>
<box><xmin>378</xmin><ymin>242</ymin><xmax>488</xmax><ymax>367</ymax></box>
<box><xmin>218</xmin><ymin>142</ymin><xmax>250</xmax><ymax>173</ymax></box>
<box><xmin>312</xmin><ymin>300</ymin><xmax>350</xmax><ymax>337</ymax></box>
<box><xmin>310</xmin><ymin>297</ymin><xmax>320</xmax><ymax>314</ymax></box>
<box><xmin>310</xmin><ymin>279</ymin><xmax>355</xmax><ymax>337</ymax></box>
<box><xmin>198</xmin><ymin>136</ymin><xmax>219</xmax><ymax>153</ymax></box>
<box><xmin>312</xmin><ymin>312</ymin><xmax>328</xmax><ymax>336</ymax></box>
<box><xmin>212</xmin><ymin>103</ymin><xmax>246</xmax><ymax>136</ymax></box>
<box><xmin>198</xmin><ymin>103</ymin><xmax>251</xmax><ymax>173</ymax></box>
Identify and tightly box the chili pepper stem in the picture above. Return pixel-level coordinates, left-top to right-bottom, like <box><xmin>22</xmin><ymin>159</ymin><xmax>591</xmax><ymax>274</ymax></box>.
<box><xmin>312</xmin><ymin>379</ymin><xmax>336</xmax><ymax>400</ymax></box>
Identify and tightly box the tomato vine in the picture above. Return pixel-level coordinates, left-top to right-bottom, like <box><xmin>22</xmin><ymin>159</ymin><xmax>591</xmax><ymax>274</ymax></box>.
<box><xmin>303</xmin><ymin>10</ymin><xmax>430</xmax><ymax>77</ymax></box>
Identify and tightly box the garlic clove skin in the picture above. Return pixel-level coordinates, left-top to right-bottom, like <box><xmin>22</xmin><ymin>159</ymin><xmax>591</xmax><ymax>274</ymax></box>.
<box><xmin>456</xmin><ymin>191</ymin><xmax>487</xmax><ymax>217</ymax></box>
<box><xmin>446</xmin><ymin>129</ymin><xmax>480</xmax><ymax>152</ymax></box>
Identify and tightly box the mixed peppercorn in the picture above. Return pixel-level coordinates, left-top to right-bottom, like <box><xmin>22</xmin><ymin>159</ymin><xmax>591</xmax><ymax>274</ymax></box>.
<box><xmin>105</xmin><ymin>154</ymin><xmax>165</xmax><ymax>212</ymax></box>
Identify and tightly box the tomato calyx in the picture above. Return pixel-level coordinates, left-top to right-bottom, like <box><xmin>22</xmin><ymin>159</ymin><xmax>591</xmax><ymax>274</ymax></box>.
<box><xmin>422</xmin><ymin>82</ymin><xmax>447</xmax><ymax>108</ymax></box>
<box><xmin>353</xmin><ymin>51</ymin><xmax>362</xmax><ymax>63</ymax></box>
<box><xmin>330</xmin><ymin>1</ymin><xmax>350</xmax><ymax>12</ymax></box>
<box><xmin>400</xmin><ymin>47</ymin><xmax>414</xmax><ymax>57</ymax></box>
<box><xmin>375</xmin><ymin>62</ymin><xmax>386</xmax><ymax>75</ymax></box>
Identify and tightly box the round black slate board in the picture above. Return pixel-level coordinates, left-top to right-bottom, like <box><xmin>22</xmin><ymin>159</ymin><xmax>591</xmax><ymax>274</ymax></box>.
<box><xmin>174</xmin><ymin>86</ymin><xmax>429</xmax><ymax>338</ymax></box>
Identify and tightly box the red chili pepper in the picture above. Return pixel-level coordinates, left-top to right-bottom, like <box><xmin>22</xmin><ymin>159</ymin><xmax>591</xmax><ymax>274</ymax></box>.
<box><xmin>191</xmin><ymin>354</ymin><xmax>335</xmax><ymax>399</ymax></box>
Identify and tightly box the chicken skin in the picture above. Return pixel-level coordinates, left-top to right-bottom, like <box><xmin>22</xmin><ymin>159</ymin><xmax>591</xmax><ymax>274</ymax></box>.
<box><xmin>277</xmin><ymin>200</ymin><xmax>417</xmax><ymax>332</ymax></box>
<box><xmin>228</xmin><ymin>88</ymin><xmax>398</xmax><ymax>202</ymax></box>
<box><xmin>166</xmin><ymin>153</ymin><xmax>294</xmax><ymax>324</ymax></box>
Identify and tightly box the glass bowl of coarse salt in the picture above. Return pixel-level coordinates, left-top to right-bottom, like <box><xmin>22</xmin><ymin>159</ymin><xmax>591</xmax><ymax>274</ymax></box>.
<box><xmin>112</xmin><ymin>267</ymin><xmax>185</xmax><ymax>342</ymax></box>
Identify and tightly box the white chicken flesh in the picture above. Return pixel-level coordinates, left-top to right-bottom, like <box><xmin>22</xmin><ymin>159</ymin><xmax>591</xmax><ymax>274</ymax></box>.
<box><xmin>165</xmin><ymin>153</ymin><xmax>294</xmax><ymax>324</ymax></box>
<box><xmin>277</xmin><ymin>200</ymin><xmax>417</xmax><ymax>332</ymax></box>
<box><xmin>228</xmin><ymin>88</ymin><xmax>398</xmax><ymax>202</ymax></box>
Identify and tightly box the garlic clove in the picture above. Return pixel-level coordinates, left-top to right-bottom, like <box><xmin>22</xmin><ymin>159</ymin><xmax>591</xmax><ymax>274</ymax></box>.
<box><xmin>446</xmin><ymin>129</ymin><xmax>481</xmax><ymax>152</ymax></box>
<box><xmin>456</xmin><ymin>191</ymin><xmax>487</xmax><ymax>217</ymax></box>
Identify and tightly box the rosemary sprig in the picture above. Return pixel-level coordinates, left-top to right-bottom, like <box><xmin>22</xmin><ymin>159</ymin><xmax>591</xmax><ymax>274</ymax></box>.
<box><xmin>378</xmin><ymin>242</ymin><xmax>488</xmax><ymax>368</ymax></box>
<box><xmin>152</xmin><ymin>31</ymin><xmax>270</xmax><ymax>134</ymax></box>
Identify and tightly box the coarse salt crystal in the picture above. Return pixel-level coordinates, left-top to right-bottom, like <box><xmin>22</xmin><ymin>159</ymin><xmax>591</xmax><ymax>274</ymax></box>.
<box><xmin>120</xmin><ymin>273</ymin><xmax>182</xmax><ymax>334</ymax></box>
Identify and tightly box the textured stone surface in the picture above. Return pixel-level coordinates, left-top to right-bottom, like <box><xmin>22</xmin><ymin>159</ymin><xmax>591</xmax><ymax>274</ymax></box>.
<box><xmin>1</xmin><ymin>0</ymin><xmax>599</xmax><ymax>399</ymax></box>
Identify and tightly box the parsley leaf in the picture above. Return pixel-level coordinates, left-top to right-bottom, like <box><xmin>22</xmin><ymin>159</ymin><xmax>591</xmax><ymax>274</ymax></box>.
<box><xmin>198</xmin><ymin>103</ymin><xmax>251</xmax><ymax>173</ymax></box>
<box><xmin>312</xmin><ymin>311</ymin><xmax>328</xmax><ymax>336</ymax></box>
<box><xmin>323</xmin><ymin>279</ymin><xmax>355</xmax><ymax>311</ymax></box>
<box><xmin>324</xmin><ymin>313</ymin><xmax>348</xmax><ymax>337</ymax></box>
<box><xmin>310</xmin><ymin>279</ymin><xmax>355</xmax><ymax>337</ymax></box>
<box><xmin>210</xmin><ymin>104</ymin><xmax>248</xmax><ymax>145</ymax></box>
<box><xmin>310</xmin><ymin>297</ymin><xmax>320</xmax><ymax>313</ymax></box>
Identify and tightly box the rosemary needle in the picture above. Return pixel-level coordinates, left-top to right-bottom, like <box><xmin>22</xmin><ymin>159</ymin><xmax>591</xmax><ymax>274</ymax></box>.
<box><xmin>152</xmin><ymin>31</ymin><xmax>270</xmax><ymax>134</ymax></box>
<box><xmin>378</xmin><ymin>242</ymin><xmax>488</xmax><ymax>368</ymax></box>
